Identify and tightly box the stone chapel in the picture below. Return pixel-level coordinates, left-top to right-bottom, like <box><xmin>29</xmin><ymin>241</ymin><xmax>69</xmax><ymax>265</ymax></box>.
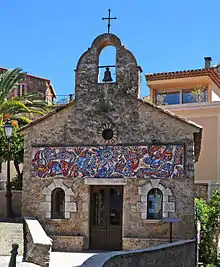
<box><xmin>21</xmin><ymin>33</ymin><xmax>202</xmax><ymax>252</ymax></box>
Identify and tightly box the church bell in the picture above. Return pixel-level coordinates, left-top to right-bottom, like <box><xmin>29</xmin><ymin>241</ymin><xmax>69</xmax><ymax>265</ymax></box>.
<box><xmin>102</xmin><ymin>66</ymin><xmax>113</xmax><ymax>82</ymax></box>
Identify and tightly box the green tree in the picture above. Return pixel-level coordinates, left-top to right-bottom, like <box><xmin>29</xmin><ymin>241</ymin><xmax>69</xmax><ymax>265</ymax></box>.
<box><xmin>0</xmin><ymin>124</ymin><xmax>24</xmax><ymax>190</ymax></box>
<box><xmin>195</xmin><ymin>189</ymin><xmax>220</xmax><ymax>265</ymax></box>
<box><xmin>189</xmin><ymin>86</ymin><xmax>207</xmax><ymax>103</ymax></box>
<box><xmin>208</xmin><ymin>190</ymin><xmax>220</xmax><ymax>264</ymax></box>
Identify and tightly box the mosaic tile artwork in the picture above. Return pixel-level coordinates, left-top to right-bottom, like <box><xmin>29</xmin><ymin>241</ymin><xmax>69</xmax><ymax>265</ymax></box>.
<box><xmin>31</xmin><ymin>145</ymin><xmax>184</xmax><ymax>179</ymax></box>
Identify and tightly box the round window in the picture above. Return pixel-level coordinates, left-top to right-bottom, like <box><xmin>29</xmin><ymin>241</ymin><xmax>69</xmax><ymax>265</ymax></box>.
<box><xmin>102</xmin><ymin>128</ymin><xmax>114</xmax><ymax>140</ymax></box>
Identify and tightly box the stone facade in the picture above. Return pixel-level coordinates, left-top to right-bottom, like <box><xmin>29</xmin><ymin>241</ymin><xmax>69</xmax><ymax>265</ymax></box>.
<box><xmin>21</xmin><ymin>33</ymin><xmax>202</xmax><ymax>251</ymax></box>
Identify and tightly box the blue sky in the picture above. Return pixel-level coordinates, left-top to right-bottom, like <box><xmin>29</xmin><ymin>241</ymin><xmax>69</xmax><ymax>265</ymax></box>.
<box><xmin>0</xmin><ymin>0</ymin><xmax>220</xmax><ymax>98</ymax></box>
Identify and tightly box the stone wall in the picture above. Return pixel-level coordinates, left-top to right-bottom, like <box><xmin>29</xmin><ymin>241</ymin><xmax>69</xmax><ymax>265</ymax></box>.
<box><xmin>0</xmin><ymin>190</ymin><xmax>22</xmax><ymax>217</ymax></box>
<box><xmin>81</xmin><ymin>240</ymin><xmax>196</xmax><ymax>267</ymax></box>
<box><xmin>23</xmin><ymin>218</ymin><xmax>52</xmax><ymax>267</ymax></box>
<box><xmin>50</xmin><ymin>235</ymin><xmax>85</xmax><ymax>252</ymax></box>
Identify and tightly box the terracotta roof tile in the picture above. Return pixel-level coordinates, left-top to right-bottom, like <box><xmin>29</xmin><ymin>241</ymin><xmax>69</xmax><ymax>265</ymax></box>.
<box><xmin>145</xmin><ymin>67</ymin><xmax>220</xmax><ymax>87</ymax></box>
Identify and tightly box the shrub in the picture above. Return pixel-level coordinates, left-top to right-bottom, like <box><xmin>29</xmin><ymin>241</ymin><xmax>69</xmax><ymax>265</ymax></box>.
<box><xmin>195</xmin><ymin>189</ymin><xmax>220</xmax><ymax>265</ymax></box>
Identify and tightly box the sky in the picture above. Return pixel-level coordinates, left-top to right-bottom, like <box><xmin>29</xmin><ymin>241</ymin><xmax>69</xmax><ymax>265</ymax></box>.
<box><xmin>0</xmin><ymin>0</ymin><xmax>220</xmax><ymax>99</ymax></box>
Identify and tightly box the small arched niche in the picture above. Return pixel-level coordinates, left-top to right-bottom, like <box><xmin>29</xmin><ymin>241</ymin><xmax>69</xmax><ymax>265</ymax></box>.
<box><xmin>98</xmin><ymin>45</ymin><xmax>116</xmax><ymax>83</ymax></box>
<box><xmin>51</xmin><ymin>188</ymin><xmax>65</xmax><ymax>219</ymax></box>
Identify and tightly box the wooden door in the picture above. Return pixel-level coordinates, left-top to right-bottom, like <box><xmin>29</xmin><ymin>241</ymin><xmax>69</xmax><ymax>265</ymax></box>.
<box><xmin>90</xmin><ymin>185</ymin><xmax>123</xmax><ymax>251</ymax></box>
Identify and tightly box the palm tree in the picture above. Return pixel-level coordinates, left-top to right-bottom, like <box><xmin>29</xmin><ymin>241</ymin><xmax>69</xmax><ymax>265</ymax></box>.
<box><xmin>0</xmin><ymin>68</ymin><xmax>29</xmax><ymax>124</ymax></box>
<box><xmin>11</xmin><ymin>91</ymin><xmax>50</xmax><ymax>126</ymax></box>
<box><xmin>0</xmin><ymin>68</ymin><xmax>50</xmax><ymax>188</ymax></box>
<box><xmin>0</xmin><ymin>68</ymin><xmax>49</xmax><ymax>126</ymax></box>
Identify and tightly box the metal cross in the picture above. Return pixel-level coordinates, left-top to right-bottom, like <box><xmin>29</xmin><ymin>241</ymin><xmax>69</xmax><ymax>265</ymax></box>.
<box><xmin>102</xmin><ymin>9</ymin><xmax>117</xmax><ymax>33</ymax></box>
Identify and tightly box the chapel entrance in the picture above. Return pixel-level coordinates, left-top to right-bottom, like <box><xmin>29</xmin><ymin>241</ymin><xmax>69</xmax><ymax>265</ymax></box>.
<box><xmin>89</xmin><ymin>185</ymin><xmax>123</xmax><ymax>251</ymax></box>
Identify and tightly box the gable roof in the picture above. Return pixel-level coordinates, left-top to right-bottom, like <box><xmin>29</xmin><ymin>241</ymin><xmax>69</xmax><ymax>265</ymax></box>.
<box><xmin>138</xmin><ymin>98</ymin><xmax>202</xmax><ymax>129</ymax></box>
<box><xmin>145</xmin><ymin>67</ymin><xmax>220</xmax><ymax>88</ymax></box>
<box><xmin>19</xmin><ymin>98</ymin><xmax>202</xmax><ymax>162</ymax></box>
<box><xmin>20</xmin><ymin>98</ymin><xmax>202</xmax><ymax>131</ymax></box>
<box><xmin>138</xmin><ymin>99</ymin><xmax>202</xmax><ymax>162</ymax></box>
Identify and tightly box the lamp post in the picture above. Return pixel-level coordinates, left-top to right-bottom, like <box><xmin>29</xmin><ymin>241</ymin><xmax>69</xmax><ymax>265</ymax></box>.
<box><xmin>4</xmin><ymin>119</ymin><xmax>13</xmax><ymax>218</ymax></box>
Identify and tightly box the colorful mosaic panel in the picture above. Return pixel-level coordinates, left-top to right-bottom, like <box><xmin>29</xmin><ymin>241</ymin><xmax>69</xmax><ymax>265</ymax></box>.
<box><xmin>31</xmin><ymin>145</ymin><xmax>184</xmax><ymax>179</ymax></box>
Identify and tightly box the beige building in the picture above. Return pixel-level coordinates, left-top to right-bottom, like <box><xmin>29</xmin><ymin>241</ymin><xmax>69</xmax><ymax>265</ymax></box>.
<box><xmin>145</xmin><ymin>57</ymin><xmax>220</xmax><ymax>199</ymax></box>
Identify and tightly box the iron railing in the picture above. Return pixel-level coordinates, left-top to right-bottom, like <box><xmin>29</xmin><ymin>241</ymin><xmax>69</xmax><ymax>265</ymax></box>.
<box><xmin>51</xmin><ymin>94</ymin><xmax>74</xmax><ymax>105</ymax></box>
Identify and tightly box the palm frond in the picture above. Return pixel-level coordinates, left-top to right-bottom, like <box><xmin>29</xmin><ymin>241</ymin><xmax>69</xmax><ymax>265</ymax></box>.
<box><xmin>26</xmin><ymin>109</ymin><xmax>46</xmax><ymax>116</ymax></box>
<box><xmin>0</xmin><ymin>68</ymin><xmax>25</xmax><ymax>104</ymax></box>
<box><xmin>16</xmin><ymin>91</ymin><xmax>44</xmax><ymax>101</ymax></box>
<box><xmin>0</xmin><ymin>99</ymin><xmax>30</xmax><ymax>115</ymax></box>
<box><xmin>0</xmin><ymin>69</ymin><xmax>51</xmax><ymax>127</ymax></box>
<box><xmin>9</xmin><ymin>114</ymin><xmax>32</xmax><ymax>124</ymax></box>
<box><xmin>15</xmin><ymin>91</ymin><xmax>49</xmax><ymax>112</ymax></box>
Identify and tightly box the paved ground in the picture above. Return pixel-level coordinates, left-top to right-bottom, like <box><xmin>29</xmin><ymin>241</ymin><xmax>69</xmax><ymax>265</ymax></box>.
<box><xmin>0</xmin><ymin>253</ymin><xmax>96</xmax><ymax>267</ymax></box>
<box><xmin>50</xmin><ymin>252</ymin><xmax>97</xmax><ymax>267</ymax></box>
<box><xmin>0</xmin><ymin>256</ymin><xmax>23</xmax><ymax>265</ymax></box>
<box><xmin>0</xmin><ymin>222</ymin><xmax>23</xmax><ymax>256</ymax></box>
<box><xmin>0</xmin><ymin>221</ymin><xmax>96</xmax><ymax>267</ymax></box>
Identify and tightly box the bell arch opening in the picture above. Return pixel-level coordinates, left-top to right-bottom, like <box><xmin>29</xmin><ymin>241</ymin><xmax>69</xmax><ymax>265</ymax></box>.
<box><xmin>98</xmin><ymin>45</ymin><xmax>116</xmax><ymax>83</ymax></box>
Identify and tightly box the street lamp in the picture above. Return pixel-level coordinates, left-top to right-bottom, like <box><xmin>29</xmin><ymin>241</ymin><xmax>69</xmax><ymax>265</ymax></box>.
<box><xmin>4</xmin><ymin>119</ymin><xmax>13</xmax><ymax>218</ymax></box>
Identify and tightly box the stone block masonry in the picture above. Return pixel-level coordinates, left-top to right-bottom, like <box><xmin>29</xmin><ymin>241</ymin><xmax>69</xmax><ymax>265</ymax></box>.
<box><xmin>50</xmin><ymin>235</ymin><xmax>85</xmax><ymax>252</ymax></box>
<box><xmin>23</xmin><ymin>218</ymin><xmax>52</xmax><ymax>267</ymax></box>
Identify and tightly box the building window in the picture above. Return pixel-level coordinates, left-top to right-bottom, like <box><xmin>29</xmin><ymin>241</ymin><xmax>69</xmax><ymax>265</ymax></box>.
<box><xmin>156</xmin><ymin>88</ymin><xmax>208</xmax><ymax>105</ymax></box>
<box><xmin>51</xmin><ymin>188</ymin><xmax>65</xmax><ymax>219</ymax></box>
<box><xmin>182</xmin><ymin>89</ymin><xmax>207</xmax><ymax>103</ymax></box>
<box><xmin>16</xmin><ymin>83</ymin><xmax>26</xmax><ymax>97</ymax></box>
<box><xmin>147</xmin><ymin>188</ymin><xmax>163</xmax><ymax>219</ymax></box>
<box><xmin>156</xmin><ymin>92</ymin><xmax>180</xmax><ymax>105</ymax></box>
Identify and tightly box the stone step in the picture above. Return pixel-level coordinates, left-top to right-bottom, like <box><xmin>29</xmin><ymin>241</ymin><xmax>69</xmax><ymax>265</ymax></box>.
<box><xmin>0</xmin><ymin>222</ymin><xmax>23</xmax><ymax>256</ymax></box>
